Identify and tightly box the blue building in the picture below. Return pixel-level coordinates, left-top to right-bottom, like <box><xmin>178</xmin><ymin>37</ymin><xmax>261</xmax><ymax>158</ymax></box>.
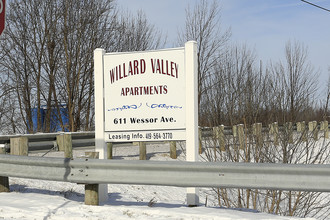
<box><xmin>28</xmin><ymin>105</ymin><xmax>69</xmax><ymax>133</ymax></box>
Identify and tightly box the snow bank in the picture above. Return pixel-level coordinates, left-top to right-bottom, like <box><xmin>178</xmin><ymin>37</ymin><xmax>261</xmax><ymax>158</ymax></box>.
<box><xmin>0</xmin><ymin>143</ymin><xmax>316</xmax><ymax>219</ymax></box>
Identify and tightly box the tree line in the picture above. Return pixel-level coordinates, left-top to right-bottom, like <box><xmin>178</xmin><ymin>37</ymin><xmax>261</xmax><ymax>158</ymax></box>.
<box><xmin>177</xmin><ymin>1</ymin><xmax>329</xmax><ymax>127</ymax></box>
<box><xmin>0</xmin><ymin>0</ymin><xmax>164</xmax><ymax>133</ymax></box>
<box><xmin>0</xmin><ymin>0</ymin><xmax>329</xmax><ymax>134</ymax></box>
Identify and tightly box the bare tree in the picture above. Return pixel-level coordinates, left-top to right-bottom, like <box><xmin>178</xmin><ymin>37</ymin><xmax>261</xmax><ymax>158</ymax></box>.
<box><xmin>59</xmin><ymin>0</ymin><xmax>117</xmax><ymax>131</ymax></box>
<box><xmin>0</xmin><ymin>71</ymin><xmax>16</xmax><ymax>134</ymax></box>
<box><xmin>201</xmin><ymin>44</ymin><xmax>269</xmax><ymax>127</ymax></box>
<box><xmin>0</xmin><ymin>0</ymin><xmax>165</xmax><ymax>133</ymax></box>
<box><xmin>323</xmin><ymin>72</ymin><xmax>330</xmax><ymax>119</ymax></box>
<box><xmin>59</xmin><ymin>1</ymin><xmax>165</xmax><ymax>131</ymax></box>
<box><xmin>0</xmin><ymin>0</ymin><xmax>41</xmax><ymax>133</ymax></box>
<box><xmin>177</xmin><ymin>0</ymin><xmax>231</xmax><ymax>110</ymax></box>
<box><xmin>270</xmin><ymin>40</ymin><xmax>319</xmax><ymax>122</ymax></box>
<box><xmin>201</xmin><ymin>107</ymin><xmax>330</xmax><ymax>219</ymax></box>
<box><xmin>111</xmin><ymin>10</ymin><xmax>165</xmax><ymax>52</ymax></box>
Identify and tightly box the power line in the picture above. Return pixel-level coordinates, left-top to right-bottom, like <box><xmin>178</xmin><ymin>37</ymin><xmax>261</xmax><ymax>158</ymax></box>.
<box><xmin>300</xmin><ymin>0</ymin><xmax>330</xmax><ymax>13</ymax></box>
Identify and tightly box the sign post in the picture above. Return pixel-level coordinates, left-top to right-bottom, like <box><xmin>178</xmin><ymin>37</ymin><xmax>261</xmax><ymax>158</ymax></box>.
<box><xmin>0</xmin><ymin>0</ymin><xmax>5</xmax><ymax>37</ymax></box>
<box><xmin>94</xmin><ymin>48</ymin><xmax>108</xmax><ymax>203</ymax></box>
<box><xmin>185</xmin><ymin>41</ymin><xmax>199</xmax><ymax>206</ymax></box>
<box><xmin>94</xmin><ymin>41</ymin><xmax>199</xmax><ymax>206</ymax></box>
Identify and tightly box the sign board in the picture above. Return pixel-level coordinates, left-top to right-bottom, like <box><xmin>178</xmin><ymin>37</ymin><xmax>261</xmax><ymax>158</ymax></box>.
<box><xmin>0</xmin><ymin>0</ymin><xmax>5</xmax><ymax>36</ymax></box>
<box><xmin>103</xmin><ymin>48</ymin><xmax>186</xmax><ymax>142</ymax></box>
<box><xmin>94</xmin><ymin>41</ymin><xmax>199</xmax><ymax>206</ymax></box>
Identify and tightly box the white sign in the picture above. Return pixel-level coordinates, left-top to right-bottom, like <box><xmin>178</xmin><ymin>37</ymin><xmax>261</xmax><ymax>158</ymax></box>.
<box><xmin>94</xmin><ymin>41</ymin><xmax>199</xmax><ymax>205</ymax></box>
<box><xmin>103</xmin><ymin>48</ymin><xmax>185</xmax><ymax>142</ymax></box>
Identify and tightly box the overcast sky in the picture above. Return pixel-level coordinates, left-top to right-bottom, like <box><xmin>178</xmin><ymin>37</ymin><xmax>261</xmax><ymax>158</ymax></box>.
<box><xmin>118</xmin><ymin>0</ymin><xmax>330</xmax><ymax>93</ymax></box>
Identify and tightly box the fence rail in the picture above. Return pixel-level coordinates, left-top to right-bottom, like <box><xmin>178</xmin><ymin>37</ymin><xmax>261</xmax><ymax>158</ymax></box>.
<box><xmin>0</xmin><ymin>120</ymin><xmax>329</xmax><ymax>152</ymax></box>
<box><xmin>0</xmin><ymin>154</ymin><xmax>330</xmax><ymax>192</ymax></box>
<box><xmin>0</xmin><ymin>131</ymin><xmax>95</xmax><ymax>152</ymax></box>
<box><xmin>1</xmin><ymin>124</ymin><xmax>330</xmax><ymax>206</ymax></box>
<box><xmin>0</xmin><ymin>131</ymin><xmax>94</xmax><ymax>143</ymax></box>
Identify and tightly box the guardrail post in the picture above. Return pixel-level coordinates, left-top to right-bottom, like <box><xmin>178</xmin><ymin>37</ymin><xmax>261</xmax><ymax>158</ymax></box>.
<box><xmin>325</xmin><ymin>121</ymin><xmax>329</xmax><ymax>139</ymax></box>
<box><xmin>170</xmin><ymin>141</ymin><xmax>177</xmax><ymax>159</ymax></box>
<box><xmin>64</xmin><ymin>134</ymin><xmax>73</xmax><ymax>159</ymax></box>
<box><xmin>300</xmin><ymin>121</ymin><xmax>307</xmax><ymax>142</ymax></box>
<box><xmin>107</xmin><ymin>142</ymin><xmax>113</xmax><ymax>159</ymax></box>
<box><xmin>237</xmin><ymin>124</ymin><xmax>244</xmax><ymax>150</ymax></box>
<box><xmin>253</xmin><ymin>123</ymin><xmax>262</xmax><ymax>147</ymax></box>
<box><xmin>285</xmin><ymin>122</ymin><xmax>293</xmax><ymax>144</ymax></box>
<box><xmin>273</xmin><ymin>122</ymin><xmax>279</xmax><ymax>146</ymax></box>
<box><xmin>213</xmin><ymin>125</ymin><xmax>225</xmax><ymax>151</ymax></box>
<box><xmin>0</xmin><ymin>146</ymin><xmax>9</xmax><ymax>192</ymax></box>
<box><xmin>10</xmin><ymin>136</ymin><xmax>28</xmax><ymax>156</ymax></box>
<box><xmin>320</xmin><ymin>120</ymin><xmax>329</xmax><ymax>139</ymax></box>
<box><xmin>57</xmin><ymin>133</ymin><xmax>72</xmax><ymax>159</ymax></box>
<box><xmin>269</xmin><ymin>122</ymin><xmax>279</xmax><ymax>146</ymax></box>
<box><xmin>84</xmin><ymin>152</ymin><xmax>99</xmax><ymax>206</ymax></box>
<box><xmin>232</xmin><ymin>125</ymin><xmax>237</xmax><ymax>138</ymax></box>
<box><xmin>308</xmin><ymin>121</ymin><xmax>318</xmax><ymax>141</ymax></box>
<box><xmin>139</xmin><ymin>142</ymin><xmax>146</xmax><ymax>160</ymax></box>
<box><xmin>198</xmin><ymin>127</ymin><xmax>203</xmax><ymax>154</ymax></box>
<box><xmin>56</xmin><ymin>133</ymin><xmax>64</xmax><ymax>151</ymax></box>
<box><xmin>232</xmin><ymin>125</ymin><xmax>237</xmax><ymax>151</ymax></box>
<box><xmin>219</xmin><ymin>125</ymin><xmax>225</xmax><ymax>151</ymax></box>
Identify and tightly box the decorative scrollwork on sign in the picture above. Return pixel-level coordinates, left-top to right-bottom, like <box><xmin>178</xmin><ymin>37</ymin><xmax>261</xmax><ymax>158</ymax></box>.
<box><xmin>146</xmin><ymin>103</ymin><xmax>183</xmax><ymax>110</ymax></box>
<box><xmin>108</xmin><ymin>103</ymin><xmax>142</xmax><ymax>112</ymax></box>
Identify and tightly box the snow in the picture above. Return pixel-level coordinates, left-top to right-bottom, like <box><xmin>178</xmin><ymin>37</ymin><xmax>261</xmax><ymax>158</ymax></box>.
<box><xmin>0</xmin><ymin>143</ymin><xmax>316</xmax><ymax>219</ymax></box>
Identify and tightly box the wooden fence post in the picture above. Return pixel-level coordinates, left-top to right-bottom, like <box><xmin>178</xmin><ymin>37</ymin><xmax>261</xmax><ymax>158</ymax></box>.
<box><xmin>296</xmin><ymin>122</ymin><xmax>301</xmax><ymax>137</ymax></box>
<box><xmin>321</xmin><ymin>121</ymin><xmax>329</xmax><ymax>139</ymax></box>
<box><xmin>170</xmin><ymin>141</ymin><xmax>177</xmax><ymax>159</ymax></box>
<box><xmin>308</xmin><ymin>121</ymin><xmax>313</xmax><ymax>131</ymax></box>
<box><xmin>57</xmin><ymin>133</ymin><xmax>73</xmax><ymax>158</ymax></box>
<box><xmin>56</xmin><ymin>133</ymin><xmax>64</xmax><ymax>151</ymax></box>
<box><xmin>84</xmin><ymin>152</ymin><xmax>99</xmax><ymax>206</ymax></box>
<box><xmin>285</xmin><ymin>122</ymin><xmax>293</xmax><ymax>144</ymax></box>
<box><xmin>107</xmin><ymin>142</ymin><xmax>113</xmax><ymax>159</ymax></box>
<box><xmin>269</xmin><ymin>123</ymin><xmax>276</xmax><ymax>145</ymax></box>
<box><xmin>139</xmin><ymin>142</ymin><xmax>146</xmax><ymax>160</ymax></box>
<box><xmin>314</xmin><ymin>120</ymin><xmax>319</xmax><ymax>140</ymax></box>
<box><xmin>320</xmin><ymin>121</ymin><xmax>324</xmax><ymax>136</ymax></box>
<box><xmin>0</xmin><ymin>146</ymin><xmax>9</xmax><ymax>192</ymax></box>
<box><xmin>7</xmin><ymin>136</ymin><xmax>28</xmax><ymax>193</ymax></box>
<box><xmin>237</xmin><ymin>124</ymin><xmax>244</xmax><ymax>150</ymax></box>
<box><xmin>85</xmin><ymin>184</ymin><xmax>99</xmax><ymax>206</ymax></box>
<box><xmin>10</xmin><ymin>137</ymin><xmax>28</xmax><ymax>156</ymax></box>
<box><xmin>198</xmin><ymin>127</ymin><xmax>203</xmax><ymax>154</ymax></box>
<box><xmin>253</xmin><ymin>123</ymin><xmax>263</xmax><ymax>147</ymax></box>
<box><xmin>212</xmin><ymin>127</ymin><xmax>218</xmax><ymax>139</ymax></box>
<box><xmin>308</xmin><ymin>121</ymin><xmax>318</xmax><ymax>141</ymax></box>
<box><xmin>325</xmin><ymin>121</ymin><xmax>329</xmax><ymax>139</ymax></box>
<box><xmin>219</xmin><ymin>125</ymin><xmax>225</xmax><ymax>151</ymax></box>
<box><xmin>273</xmin><ymin>122</ymin><xmax>279</xmax><ymax>146</ymax></box>
<box><xmin>300</xmin><ymin>121</ymin><xmax>307</xmax><ymax>142</ymax></box>
<box><xmin>213</xmin><ymin>125</ymin><xmax>225</xmax><ymax>151</ymax></box>
<box><xmin>64</xmin><ymin>134</ymin><xmax>73</xmax><ymax>159</ymax></box>
<box><xmin>232</xmin><ymin>125</ymin><xmax>237</xmax><ymax>138</ymax></box>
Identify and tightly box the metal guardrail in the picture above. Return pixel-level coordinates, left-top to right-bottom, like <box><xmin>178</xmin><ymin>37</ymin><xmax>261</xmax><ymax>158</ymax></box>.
<box><xmin>0</xmin><ymin>131</ymin><xmax>95</xmax><ymax>144</ymax></box>
<box><xmin>0</xmin><ymin>132</ymin><xmax>95</xmax><ymax>151</ymax></box>
<box><xmin>1</xmin><ymin>154</ymin><xmax>330</xmax><ymax>192</ymax></box>
<box><xmin>0</xmin><ymin>121</ymin><xmax>329</xmax><ymax>151</ymax></box>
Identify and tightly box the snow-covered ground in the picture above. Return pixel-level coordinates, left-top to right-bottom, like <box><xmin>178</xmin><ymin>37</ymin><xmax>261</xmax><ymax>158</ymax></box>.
<box><xmin>0</xmin><ymin>143</ymin><xmax>316</xmax><ymax>219</ymax></box>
